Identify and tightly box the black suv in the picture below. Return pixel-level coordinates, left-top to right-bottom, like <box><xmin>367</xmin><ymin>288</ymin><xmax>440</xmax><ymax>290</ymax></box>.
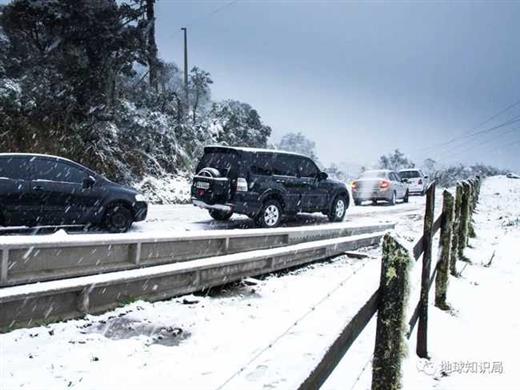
<box><xmin>0</xmin><ymin>153</ymin><xmax>147</xmax><ymax>232</ymax></box>
<box><xmin>191</xmin><ymin>146</ymin><xmax>349</xmax><ymax>227</ymax></box>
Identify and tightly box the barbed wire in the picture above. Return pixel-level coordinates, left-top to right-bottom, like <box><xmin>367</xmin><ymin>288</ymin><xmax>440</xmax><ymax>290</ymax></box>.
<box><xmin>349</xmin><ymin>357</ymin><xmax>372</xmax><ymax>390</ymax></box>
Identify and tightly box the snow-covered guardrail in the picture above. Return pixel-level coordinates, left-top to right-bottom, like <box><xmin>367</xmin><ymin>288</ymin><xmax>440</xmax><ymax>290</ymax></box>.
<box><xmin>0</xmin><ymin>231</ymin><xmax>387</xmax><ymax>331</ymax></box>
<box><xmin>0</xmin><ymin>222</ymin><xmax>394</xmax><ymax>287</ymax></box>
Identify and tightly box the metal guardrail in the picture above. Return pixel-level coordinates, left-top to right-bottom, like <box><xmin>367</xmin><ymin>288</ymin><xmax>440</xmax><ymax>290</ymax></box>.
<box><xmin>0</xmin><ymin>222</ymin><xmax>394</xmax><ymax>287</ymax></box>
<box><xmin>0</xmin><ymin>231</ymin><xmax>386</xmax><ymax>331</ymax></box>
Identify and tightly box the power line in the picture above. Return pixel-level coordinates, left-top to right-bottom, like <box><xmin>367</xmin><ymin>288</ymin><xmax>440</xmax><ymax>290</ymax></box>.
<box><xmin>431</xmin><ymin>125</ymin><xmax>520</xmax><ymax>161</ymax></box>
<box><xmin>415</xmin><ymin>114</ymin><xmax>520</xmax><ymax>162</ymax></box>
<box><xmin>417</xmin><ymin>98</ymin><xmax>520</xmax><ymax>153</ymax></box>
<box><xmin>170</xmin><ymin>0</ymin><xmax>240</xmax><ymax>37</ymax></box>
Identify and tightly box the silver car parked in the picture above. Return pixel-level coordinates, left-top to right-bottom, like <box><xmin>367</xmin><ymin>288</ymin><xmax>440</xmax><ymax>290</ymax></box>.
<box><xmin>352</xmin><ymin>169</ymin><xmax>409</xmax><ymax>206</ymax></box>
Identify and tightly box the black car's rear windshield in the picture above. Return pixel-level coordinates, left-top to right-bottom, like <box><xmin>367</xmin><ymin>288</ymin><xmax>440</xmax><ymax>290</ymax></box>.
<box><xmin>197</xmin><ymin>150</ymin><xmax>239</xmax><ymax>176</ymax></box>
<box><xmin>399</xmin><ymin>170</ymin><xmax>421</xmax><ymax>179</ymax></box>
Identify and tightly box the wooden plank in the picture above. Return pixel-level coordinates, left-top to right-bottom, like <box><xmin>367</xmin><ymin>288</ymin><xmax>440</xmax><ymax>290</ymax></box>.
<box><xmin>297</xmin><ymin>290</ymin><xmax>379</xmax><ymax>390</ymax></box>
<box><xmin>412</xmin><ymin>213</ymin><xmax>443</xmax><ymax>261</ymax></box>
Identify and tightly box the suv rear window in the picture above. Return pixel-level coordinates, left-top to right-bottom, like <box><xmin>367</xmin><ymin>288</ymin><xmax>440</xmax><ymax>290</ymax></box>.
<box><xmin>399</xmin><ymin>170</ymin><xmax>421</xmax><ymax>179</ymax></box>
<box><xmin>0</xmin><ymin>156</ymin><xmax>32</xmax><ymax>180</ymax></box>
<box><xmin>272</xmin><ymin>154</ymin><xmax>298</xmax><ymax>177</ymax></box>
<box><xmin>197</xmin><ymin>150</ymin><xmax>238</xmax><ymax>177</ymax></box>
<box><xmin>250</xmin><ymin>153</ymin><xmax>275</xmax><ymax>176</ymax></box>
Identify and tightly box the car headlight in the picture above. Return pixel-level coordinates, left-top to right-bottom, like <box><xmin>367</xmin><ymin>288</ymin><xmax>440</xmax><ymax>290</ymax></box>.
<box><xmin>135</xmin><ymin>194</ymin><xmax>146</xmax><ymax>202</ymax></box>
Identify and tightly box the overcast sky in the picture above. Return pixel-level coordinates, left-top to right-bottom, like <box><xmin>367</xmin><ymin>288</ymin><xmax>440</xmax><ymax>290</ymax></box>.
<box><xmin>154</xmin><ymin>0</ymin><xmax>520</xmax><ymax>171</ymax></box>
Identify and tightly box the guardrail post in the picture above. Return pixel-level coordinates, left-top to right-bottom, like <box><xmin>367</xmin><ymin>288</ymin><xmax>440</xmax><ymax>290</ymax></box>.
<box><xmin>458</xmin><ymin>182</ymin><xmax>471</xmax><ymax>261</ymax></box>
<box><xmin>435</xmin><ymin>190</ymin><xmax>454</xmax><ymax>310</ymax></box>
<box><xmin>1</xmin><ymin>249</ymin><xmax>8</xmax><ymax>284</ymax></box>
<box><xmin>417</xmin><ymin>182</ymin><xmax>435</xmax><ymax>359</ymax></box>
<box><xmin>371</xmin><ymin>234</ymin><xmax>411</xmax><ymax>390</ymax></box>
<box><xmin>129</xmin><ymin>243</ymin><xmax>142</xmax><ymax>266</ymax></box>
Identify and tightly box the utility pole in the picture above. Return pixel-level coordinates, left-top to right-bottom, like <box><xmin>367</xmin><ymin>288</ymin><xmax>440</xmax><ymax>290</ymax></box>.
<box><xmin>147</xmin><ymin>0</ymin><xmax>158</xmax><ymax>92</ymax></box>
<box><xmin>181</xmin><ymin>27</ymin><xmax>189</xmax><ymax>106</ymax></box>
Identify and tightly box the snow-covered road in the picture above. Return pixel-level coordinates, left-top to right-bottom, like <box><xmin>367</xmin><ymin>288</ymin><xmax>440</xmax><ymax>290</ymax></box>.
<box><xmin>135</xmin><ymin>196</ymin><xmax>426</xmax><ymax>233</ymax></box>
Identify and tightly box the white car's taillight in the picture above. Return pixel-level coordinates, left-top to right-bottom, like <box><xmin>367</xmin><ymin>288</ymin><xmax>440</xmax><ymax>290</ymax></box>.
<box><xmin>237</xmin><ymin>177</ymin><xmax>248</xmax><ymax>192</ymax></box>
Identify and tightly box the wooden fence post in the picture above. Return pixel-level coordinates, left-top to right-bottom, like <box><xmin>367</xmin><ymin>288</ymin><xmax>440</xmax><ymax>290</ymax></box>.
<box><xmin>371</xmin><ymin>234</ymin><xmax>412</xmax><ymax>390</ymax></box>
<box><xmin>450</xmin><ymin>183</ymin><xmax>463</xmax><ymax>276</ymax></box>
<box><xmin>435</xmin><ymin>190</ymin><xmax>454</xmax><ymax>310</ymax></box>
<box><xmin>417</xmin><ymin>182</ymin><xmax>435</xmax><ymax>359</ymax></box>
<box><xmin>457</xmin><ymin>182</ymin><xmax>471</xmax><ymax>261</ymax></box>
<box><xmin>467</xmin><ymin>181</ymin><xmax>476</xmax><ymax>239</ymax></box>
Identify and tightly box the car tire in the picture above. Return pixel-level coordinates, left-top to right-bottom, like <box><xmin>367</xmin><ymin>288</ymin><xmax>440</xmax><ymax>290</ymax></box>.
<box><xmin>255</xmin><ymin>199</ymin><xmax>282</xmax><ymax>228</ymax></box>
<box><xmin>354</xmin><ymin>199</ymin><xmax>362</xmax><ymax>206</ymax></box>
<box><xmin>209</xmin><ymin>209</ymin><xmax>233</xmax><ymax>221</ymax></box>
<box><xmin>388</xmin><ymin>191</ymin><xmax>396</xmax><ymax>206</ymax></box>
<box><xmin>104</xmin><ymin>204</ymin><xmax>133</xmax><ymax>233</ymax></box>
<box><xmin>403</xmin><ymin>190</ymin><xmax>409</xmax><ymax>203</ymax></box>
<box><xmin>328</xmin><ymin>195</ymin><xmax>348</xmax><ymax>222</ymax></box>
<box><xmin>372</xmin><ymin>199</ymin><xmax>378</xmax><ymax>205</ymax></box>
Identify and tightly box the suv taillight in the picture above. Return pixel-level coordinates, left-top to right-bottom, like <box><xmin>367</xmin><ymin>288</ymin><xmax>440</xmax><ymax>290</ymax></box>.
<box><xmin>237</xmin><ymin>177</ymin><xmax>248</xmax><ymax>192</ymax></box>
<box><xmin>418</xmin><ymin>179</ymin><xmax>423</xmax><ymax>185</ymax></box>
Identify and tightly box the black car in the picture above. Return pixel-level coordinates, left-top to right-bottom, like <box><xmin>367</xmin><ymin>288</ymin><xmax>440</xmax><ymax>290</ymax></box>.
<box><xmin>0</xmin><ymin>153</ymin><xmax>147</xmax><ymax>232</ymax></box>
<box><xmin>191</xmin><ymin>146</ymin><xmax>349</xmax><ymax>228</ymax></box>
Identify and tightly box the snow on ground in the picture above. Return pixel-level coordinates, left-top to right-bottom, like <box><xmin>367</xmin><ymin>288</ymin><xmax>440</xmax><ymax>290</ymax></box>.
<box><xmin>133</xmin><ymin>174</ymin><xmax>192</xmax><ymax>205</ymax></box>
<box><xmin>2</xmin><ymin>177</ymin><xmax>517</xmax><ymax>390</ymax></box>
<box><xmin>324</xmin><ymin>175</ymin><xmax>520</xmax><ymax>389</ymax></box>
<box><xmin>400</xmin><ymin>175</ymin><xmax>520</xmax><ymax>390</ymax></box>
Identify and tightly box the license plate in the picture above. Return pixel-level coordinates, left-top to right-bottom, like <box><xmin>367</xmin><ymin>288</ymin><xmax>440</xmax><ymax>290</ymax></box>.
<box><xmin>195</xmin><ymin>181</ymin><xmax>210</xmax><ymax>190</ymax></box>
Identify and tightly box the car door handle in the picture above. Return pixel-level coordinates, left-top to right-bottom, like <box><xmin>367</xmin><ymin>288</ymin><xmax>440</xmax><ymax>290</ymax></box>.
<box><xmin>33</xmin><ymin>185</ymin><xmax>43</xmax><ymax>191</ymax></box>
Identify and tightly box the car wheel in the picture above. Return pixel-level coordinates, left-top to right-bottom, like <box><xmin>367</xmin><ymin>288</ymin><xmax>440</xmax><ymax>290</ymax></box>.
<box><xmin>403</xmin><ymin>190</ymin><xmax>409</xmax><ymax>203</ymax></box>
<box><xmin>372</xmin><ymin>199</ymin><xmax>378</xmax><ymax>205</ymax></box>
<box><xmin>209</xmin><ymin>209</ymin><xmax>233</xmax><ymax>221</ymax></box>
<box><xmin>104</xmin><ymin>204</ymin><xmax>133</xmax><ymax>233</ymax></box>
<box><xmin>388</xmin><ymin>191</ymin><xmax>396</xmax><ymax>206</ymax></box>
<box><xmin>255</xmin><ymin>200</ymin><xmax>282</xmax><ymax>228</ymax></box>
<box><xmin>354</xmin><ymin>199</ymin><xmax>362</xmax><ymax>206</ymax></box>
<box><xmin>329</xmin><ymin>195</ymin><xmax>348</xmax><ymax>222</ymax></box>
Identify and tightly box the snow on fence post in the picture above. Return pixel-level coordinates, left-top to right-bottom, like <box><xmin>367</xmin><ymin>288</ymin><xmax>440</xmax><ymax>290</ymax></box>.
<box><xmin>371</xmin><ymin>234</ymin><xmax>411</xmax><ymax>390</ymax></box>
<box><xmin>417</xmin><ymin>182</ymin><xmax>435</xmax><ymax>359</ymax></box>
<box><xmin>435</xmin><ymin>190</ymin><xmax>454</xmax><ymax>310</ymax></box>
<box><xmin>457</xmin><ymin>182</ymin><xmax>471</xmax><ymax>261</ymax></box>
<box><xmin>450</xmin><ymin>183</ymin><xmax>463</xmax><ymax>276</ymax></box>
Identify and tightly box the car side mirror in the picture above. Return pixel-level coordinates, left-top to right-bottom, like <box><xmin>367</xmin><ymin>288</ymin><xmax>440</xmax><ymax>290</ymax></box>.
<box><xmin>318</xmin><ymin>171</ymin><xmax>328</xmax><ymax>181</ymax></box>
<box><xmin>82</xmin><ymin>176</ymin><xmax>96</xmax><ymax>189</ymax></box>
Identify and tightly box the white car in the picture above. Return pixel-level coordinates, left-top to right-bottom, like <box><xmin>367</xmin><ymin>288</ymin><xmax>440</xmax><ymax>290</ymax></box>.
<box><xmin>398</xmin><ymin>169</ymin><xmax>429</xmax><ymax>195</ymax></box>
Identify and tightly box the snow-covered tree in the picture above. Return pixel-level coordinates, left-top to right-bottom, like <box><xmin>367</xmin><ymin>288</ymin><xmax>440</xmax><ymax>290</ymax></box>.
<box><xmin>277</xmin><ymin>132</ymin><xmax>318</xmax><ymax>160</ymax></box>
<box><xmin>378</xmin><ymin>149</ymin><xmax>415</xmax><ymax>171</ymax></box>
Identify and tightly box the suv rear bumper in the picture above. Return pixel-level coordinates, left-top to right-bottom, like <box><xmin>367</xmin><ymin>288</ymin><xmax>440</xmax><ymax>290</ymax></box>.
<box><xmin>192</xmin><ymin>193</ymin><xmax>261</xmax><ymax>216</ymax></box>
<box><xmin>193</xmin><ymin>199</ymin><xmax>233</xmax><ymax>213</ymax></box>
